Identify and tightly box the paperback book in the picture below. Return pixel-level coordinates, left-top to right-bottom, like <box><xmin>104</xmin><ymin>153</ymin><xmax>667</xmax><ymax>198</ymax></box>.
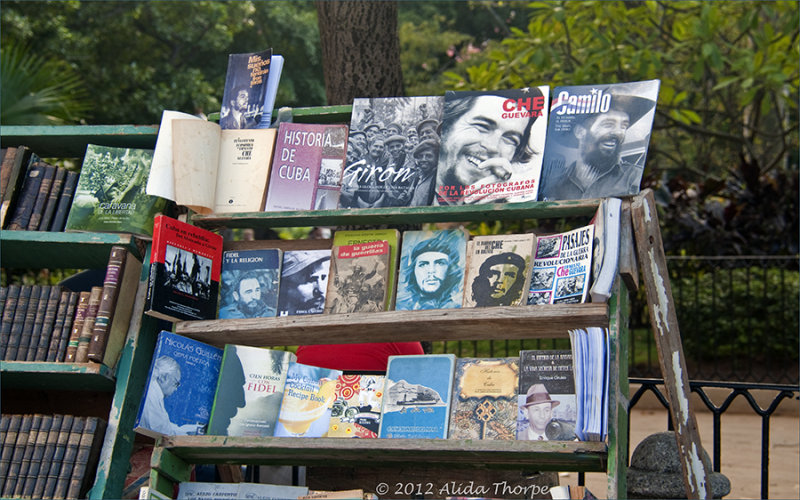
<box><xmin>527</xmin><ymin>224</ymin><xmax>594</xmax><ymax>305</ymax></box>
<box><xmin>219</xmin><ymin>49</ymin><xmax>272</xmax><ymax>130</ymax></box>
<box><xmin>145</xmin><ymin>215</ymin><xmax>224</xmax><ymax>322</ymax></box>
<box><xmin>589</xmin><ymin>197</ymin><xmax>623</xmax><ymax>303</ymax></box>
<box><xmin>568</xmin><ymin>327</ymin><xmax>609</xmax><ymax>441</ymax></box>
<box><xmin>462</xmin><ymin>233</ymin><xmax>535</xmax><ymax>308</ymax></box>
<box><xmin>276</xmin><ymin>249</ymin><xmax>332</xmax><ymax>316</ymax></box>
<box><xmin>538</xmin><ymin>80</ymin><xmax>661</xmax><ymax>201</ymax></box>
<box><xmin>324</xmin><ymin>240</ymin><xmax>390</xmax><ymax>314</ymax></box>
<box><xmin>517</xmin><ymin>349</ymin><xmax>576</xmax><ymax>441</ymax></box>
<box><xmin>327</xmin><ymin>374</ymin><xmax>385</xmax><ymax>438</ymax></box>
<box><xmin>219</xmin><ymin>248</ymin><xmax>281</xmax><ymax>319</ymax></box>
<box><xmin>332</xmin><ymin>229</ymin><xmax>400</xmax><ymax>310</ymax></box>
<box><xmin>134</xmin><ymin>331</ymin><xmax>223</xmax><ymax>438</ymax></box>
<box><xmin>274</xmin><ymin>362</ymin><xmax>343</xmax><ymax>438</ymax></box>
<box><xmin>434</xmin><ymin>86</ymin><xmax>550</xmax><ymax>205</ymax></box>
<box><xmin>448</xmin><ymin>357</ymin><xmax>519</xmax><ymax>440</ymax></box>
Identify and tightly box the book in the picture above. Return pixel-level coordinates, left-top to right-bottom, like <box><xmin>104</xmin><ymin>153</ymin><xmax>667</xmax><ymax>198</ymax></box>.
<box><xmin>0</xmin><ymin>415</ymin><xmax>22</xmax><ymax>491</ymax></box>
<box><xmin>134</xmin><ymin>331</ymin><xmax>224</xmax><ymax>438</ymax></box>
<box><xmin>18</xmin><ymin>285</ymin><xmax>51</xmax><ymax>361</ymax></box>
<box><xmin>145</xmin><ymin>215</ymin><xmax>224</xmax><ymax>322</ymax></box>
<box><xmin>74</xmin><ymin>286</ymin><xmax>103</xmax><ymax>363</ymax></box>
<box><xmin>31</xmin><ymin>413</ymin><xmax>64</xmax><ymax>499</ymax></box>
<box><xmin>260</xmin><ymin>53</ymin><xmax>284</xmax><ymax>128</ymax></box>
<box><xmin>276</xmin><ymin>248</ymin><xmax>332</xmax><ymax>316</ymax></box>
<box><xmin>0</xmin><ymin>287</ymin><xmax>6</xmax><ymax>325</ymax></box>
<box><xmin>65</xmin><ymin>417</ymin><xmax>107</xmax><ymax>500</ymax></box>
<box><xmin>0</xmin><ymin>145</ymin><xmax>32</xmax><ymax>226</ymax></box>
<box><xmin>395</xmin><ymin>228</ymin><xmax>468</xmax><ymax>311</ymax></box>
<box><xmin>64</xmin><ymin>291</ymin><xmax>91</xmax><ymax>362</ymax></box>
<box><xmin>219</xmin><ymin>248</ymin><xmax>282</xmax><ymax>319</ymax></box>
<box><xmin>538</xmin><ymin>80</ymin><xmax>661</xmax><ymax>201</ymax></box>
<box><xmin>237</xmin><ymin>482</ymin><xmax>309</xmax><ymax>500</ymax></box>
<box><xmin>324</xmin><ymin>240</ymin><xmax>390</xmax><ymax>314</ymax></box>
<box><xmin>177</xmin><ymin>482</ymin><xmax>238</xmax><ymax>500</ymax></box>
<box><xmin>332</xmin><ymin>229</ymin><xmax>400</xmax><ymax>310</ymax></box>
<box><xmin>568</xmin><ymin>327</ymin><xmax>609</xmax><ymax>442</ymax></box>
<box><xmin>65</xmin><ymin>144</ymin><xmax>170</xmax><ymax>236</ymax></box>
<box><xmin>20</xmin><ymin>414</ymin><xmax>52</xmax><ymax>498</ymax></box>
<box><xmin>6</xmin><ymin>285</ymin><xmax>36</xmax><ymax>360</ymax></box>
<box><xmin>0</xmin><ymin>285</ymin><xmax>21</xmax><ymax>359</ymax></box>
<box><xmin>25</xmin><ymin>162</ymin><xmax>56</xmax><ymax>230</ymax></box>
<box><xmin>49</xmin><ymin>291</ymin><xmax>78</xmax><ymax>362</ymax></box>
<box><xmin>13</xmin><ymin>414</ymin><xmax>43</xmax><ymax>498</ymax></box>
<box><xmin>48</xmin><ymin>169</ymin><xmax>79</xmax><ymax>232</ymax></box>
<box><xmin>264</xmin><ymin>122</ymin><xmax>349</xmax><ymax>211</ymax></box>
<box><xmin>300</xmin><ymin>490</ymin><xmax>371</xmax><ymax>500</ymax></box>
<box><xmin>37</xmin><ymin>166</ymin><xmax>67</xmax><ymax>231</ymax></box>
<box><xmin>379</xmin><ymin>354</ymin><xmax>456</xmax><ymax>439</ymax></box>
<box><xmin>3</xmin><ymin>414</ymin><xmax>33</xmax><ymax>497</ymax></box>
<box><xmin>327</xmin><ymin>374</ymin><xmax>385</xmax><ymax>438</ymax></box>
<box><xmin>434</xmin><ymin>86</ymin><xmax>550</xmax><ymax>205</ymax></box>
<box><xmin>448</xmin><ymin>357</ymin><xmax>519</xmax><ymax>440</ymax></box>
<box><xmin>26</xmin><ymin>285</ymin><xmax>61</xmax><ymax>361</ymax></box>
<box><xmin>139</xmin><ymin>486</ymin><xmax>174</xmax><ymax>500</ymax></box>
<box><xmin>462</xmin><ymin>233</ymin><xmax>535</xmax><ymax>308</ymax></box>
<box><xmin>207</xmin><ymin>345</ymin><xmax>296</xmax><ymax>437</ymax></box>
<box><xmin>527</xmin><ymin>224</ymin><xmax>595</xmax><ymax>305</ymax></box>
<box><xmin>5</xmin><ymin>156</ymin><xmax>44</xmax><ymax>230</ymax></box>
<box><xmin>42</xmin><ymin>413</ymin><xmax>74</xmax><ymax>499</ymax></box>
<box><xmin>219</xmin><ymin>48</ymin><xmax>272</xmax><ymax>130</ymax></box>
<box><xmin>517</xmin><ymin>349</ymin><xmax>576</xmax><ymax>441</ymax></box>
<box><xmin>52</xmin><ymin>416</ymin><xmax>85</xmax><ymax>499</ymax></box>
<box><xmin>273</xmin><ymin>362</ymin><xmax>343</xmax><ymax>437</ymax></box>
<box><xmin>589</xmin><ymin>197</ymin><xmax>623</xmax><ymax>303</ymax></box>
<box><xmin>339</xmin><ymin>95</ymin><xmax>444</xmax><ymax>208</ymax></box>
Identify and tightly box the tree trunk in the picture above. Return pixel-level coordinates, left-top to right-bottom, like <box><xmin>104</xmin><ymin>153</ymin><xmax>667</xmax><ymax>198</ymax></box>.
<box><xmin>316</xmin><ymin>0</ymin><xmax>404</xmax><ymax>104</ymax></box>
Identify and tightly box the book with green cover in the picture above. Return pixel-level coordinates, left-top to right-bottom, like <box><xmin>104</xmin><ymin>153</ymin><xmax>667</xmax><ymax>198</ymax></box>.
<box><xmin>332</xmin><ymin>229</ymin><xmax>400</xmax><ymax>310</ymax></box>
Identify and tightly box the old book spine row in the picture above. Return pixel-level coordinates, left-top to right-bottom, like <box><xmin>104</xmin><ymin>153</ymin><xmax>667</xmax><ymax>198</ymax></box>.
<box><xmin>0</xmin><ymin>413</ymin><xmax>107</xmax><ymax>500</ymax></box>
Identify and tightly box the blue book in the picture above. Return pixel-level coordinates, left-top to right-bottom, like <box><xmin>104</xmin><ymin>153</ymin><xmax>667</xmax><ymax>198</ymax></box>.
<box><xmin>379</xmin><ymin>354</ymin><xmax>457</xmax><ymax>439</ymax></box>
<box><xmin>219</xmin><ymin>248</ymin><xmax>282</xmax><ymax>319</ymax></box>
<box><xmin>134</xmin><ymin>331</ymin><xmax>223</xmax><ymax>438</ymax></box>
<box><xmin>273</xmin><ymin>362</ymin><xmax>342</xmax><ymax>438</ymax></box>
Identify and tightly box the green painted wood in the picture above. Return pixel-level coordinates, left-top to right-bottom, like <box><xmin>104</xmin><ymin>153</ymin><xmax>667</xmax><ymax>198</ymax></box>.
<box><xmin>0</xmin><ymin>361</ymin><xmax>115</xmax><ymax>391</ymax></box>
<box><xmin>149</xmin><ymin>447</ymin><xmax>192</xmax><ymax>498</ymax></box>
<box><xmin>1</xmin><ymin>230</ymin><xmax>144</xmax><ymax>269</ymax></box>
<box><xmin>1</xmin><ymin>125</ymin><xmax>160</xmax><ymax>158</ymax></box>
<box><xmin>605</xmin><ymin>280</ymin><xmax>630</xmax><ymax>499</ymax></box>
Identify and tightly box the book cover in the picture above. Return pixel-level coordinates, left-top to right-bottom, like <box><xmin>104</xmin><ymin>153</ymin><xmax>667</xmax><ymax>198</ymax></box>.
<box><xmin>462</xmin><ymin>233</ymin><xmax>535</xmax><ymax>308</ymax></box>
<box><xmin>5</xmin><ymin>156</ymin><xmax>43</xmax><ymax>230</ymax></box>
<box><xmin>207</xmin><ymin>345</ymin><xmax>296</xmax><ymax>437</ymax></box>
<box><xmin>273</xmin><ymin>362</ymin><xmax>343</xmax><ymax>437</ymax></box>
<box><xmin>219</xmin><ymin>248</ymin><xmax>281</xmax><ymax>319</ymax></box>
<box><xmin>74</xmin><ymin>285</ymin><xmax>103</xmax><ymax>363</ymax></box>
<box><xmin>395</xmin><ymin>228</ymin><xmax>468</xmax><ymax>311</ymax></box>
<box><xmin>147</xmin><ymin>110</ymin><xmax>199</xmax><ymax>202</ymax></box>
<box><xmin>264</xmin><ymin>122</ymin><xmax>349</xmax><ymax>211</ymax></box>
<box><xmin>324</xmin><ymin>240</ymin><xmax>390</xmax><ymax>314</ymax></box>
<box><xmin>379</xmin><ymin>354</ymin><xmax>456</xmax><ymax>439</ymax></box>
<box><xmin>538</xmin><ymin>80</ymin><xmax>660</xmax><ymax>201</ymax></box>
<box><xmin>48</xmin><ymin>169</ymin><xmax>79</xmax><ymax>232</ymax></box>
<box><xmin>64</xmin><ymin>144</ymin><xmax>169</xmax><ymax>236</ymax></box>
<box><xmin>177</xmin><ymin>482</ymin><xmax>239</xmax><ymax>500</ymax></box>
<box><xmin>37</xmin><ymin>166</ymin><xmax>66</xmax><ymax>231</ymax></box>
<box><xmin>527</xmin><ymin>224</ymin><xmax>594</xmax><ymax>305</ymax></box>
<box><xmin>134</xmin><ymin>331</ymin><xmax>223</xmax><ymax>438</ymax></box>
<box><xmin>328</xmin><ymin>374</ymin><xmax>385</xmax><ymax>438</ymax></box>
<box><xmin>25</xmin><ymin>162</ymin><xmax>56</xmax><ymax>231</ymax></box>
<box><xmin>589</xmin><ymin>197</ymin><xmax>622</xmax><ymax>303</ymax></box>
<box><xmin>260</xmin><ymin>53</ymin><xmax>284</xmax><ymax>128</ymax></box>
<box><xmin>339</xmin><ymin>95</ymin><xmax>444</xmax><ymax>208</ymax></box>
<box><xmin>434</xmin><ymin>86</ymin><xmax>550</xmax><ymax>205</ymax></box>
<box><xmin>276</xmin><ymin>249</ymin><xmax>331</xmax><ymax>316</ymax></box>
<box><xmin>145</xmin><ymin>215</ymin><xmax>223</xmax><ymax>322</ymax></box>
<box><xmin>332</xmin><ymin>229</ymin><xmax>400</xmax><ymax>310</ymax></box>
<box><xmin>517</xmin><ymin>349</ymin><xmax>576</xmax><ymax>441</ymax></box>
<box><xmin>219</xmin><ymin>49</ymin><xmax>272</xmax><ymax>130</ymax></box>
<box><xmin>448</xmin><ymin>357</ymin><xmax>519</xmax><ymax>440</ymax></box>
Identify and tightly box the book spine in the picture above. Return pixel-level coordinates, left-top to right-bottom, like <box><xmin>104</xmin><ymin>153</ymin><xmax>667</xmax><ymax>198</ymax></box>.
<box><xmin>53</xmin><ymin>291</ymin><xmax>79</xmax><ymax>363</ymax></box>
<box><xmin>32</xmin><ymin>413</ymin><xmax>64</xmax><ymax>499</ymax></box>
<box><xmin>38</xmin><ymin>166</ymin><xmax>67</xmax><ymax>231</ymax></box>
<box><xmin>49</xmin><ymin>170</ymin><xmax>79</xmax><ymax>232</ymax></box>
<box><xmin>53</xmin><ymin>416</ymin><xmax>85</xmax><ymax>499</ymax></box>
<box><xmin>21</xmin><ymin>414</ymin><xmax>53</xmax><ymax>498</ymax></box>
<box><xmin>0</xmin><ymin>146</ymin><xmax>32</xmax><ymax>228</ymax></box>
<box><xmin>65</xmin><ymin>417</ymin><xmax>106</xmax><ymax>500</ymax></box>
<box><xmin>26</xmin><ymin>163</ymin><xmax>56</xmax><ymax>230</ymax></box>
<box><xmin>74</xmin><ymin>287</ymin><xmax>103</xmax><ymax>363</ymax></box>
<box><xmin>0</xmin><ymin>146</ymin><xmax>19</xmax><ymax>200</ymax></box>
<box><xmin>0</xmin><ymin>284</ymin><xmax>21</xmax><ymax>359</ymax></box>
<box><xmin>6</xmin><ymin>160</ymin><xmax>44</xmax><ymax>230</ymax></box>
<box><xmin>15</xmin><ymin>284</ymin><xmax>43</xmax><ymax>361</ymax></box>
<box><xmin>5</xmin><ymin>285</ymin><xmax>32</xmax><ymax>360</ymax></box>
<box><xmin>13</xmin><ymin>413</ymin><xmax>43</xmax><ymax>498</ymax></box>
<box><xmin>29</xmin><ymin>285</ymin><xmax>63</xmax><ymax>362</ymax></box>
<box><xmin>87</xmin><ymin>246</ymin><xmax>128</xmax><ymax>363</ymax></box>
<box><xmin>20</xmin><ymin>285</ymin><xmax>51</xmax><ymax>361</ymax></box>
<box><xmin>2</xmin><ymin>413</ymin><xmax>32</xmax><ymax>497</ymax></box>
<box><xmin>42</xmin><ymin>414</ymin><xmax>74</xmax><ymax>500</ymax></box>
<box><xmin>64</xmin><ymin>292</ymin><xmax>91</xmax><ymax>363</ymax></box>
<box><xmin>0</xmin><ymin>414</ymin><xmax>22</xmax><ymax>493</ymax></box>
<box><xmin>0</xmin><ymin>286</ymin><xmax>7</xmax><ymax>323</ymax></box>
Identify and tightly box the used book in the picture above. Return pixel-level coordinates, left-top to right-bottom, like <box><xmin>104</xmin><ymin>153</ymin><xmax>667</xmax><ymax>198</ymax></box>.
<box><xmin>134</xmin><ymin>331</ymin><xmax>223</xmax><ymax>439</ymax></box>
<box><xmin>65</xmin><ymin>144</ymin><xmax>169</xmax><ymax>236</ymax></box>
<box><xmin>517</xmin><ymin>349</ymin><xmax>576</xmax><ymax>441</ymax></box>
<box><xmin>434</xmin><ymin>86</ymin><xmax>550</xmax><ymax>205</ymax></box>
<box><xmin>324</xmin><ymin>240</ymin><xmax>390</xmax><ymax>314</ymax></box>
<box><xmin>0</xmin><ymin>145</ymin><xmax>33</xmax><ymax>227</ymax></box>
<box><xmin>327</xmin><ymin>374</ymin><xmax>385</xmax><ymax>438</ymax></box>
<box><xmin>379</xmin><ymin>353</ymin><xmax>456</xmax><ymax>439</ymax></box>
<box><xmin>276</xmin><ymin>248</ymin><xmax>332</xmax><ymax>316</ymax></box>
<box><xmin>207</xmin><ymin>345</ymin><xmax>295</xmax><ymax>437</ymax></box>
<box><xmin>332</xmin><ymin>229</ymin><xmax>400</xmax><ymax>310</ymax></box>
<box><xmin>274</xmin><ymin>362</ymin><xmax>343</xmax><ymax>438</ymax></box>
<box><xmin>144</xmin><ymin>215</ymin><xmax>224</xmax><ymax>322</ymax></box>
<box><xmin>219</xmin><ymin>48</ymin><xmax>272</xmax><ymax>130</ymax></box>
<box><xmin>568</xmin><ymin>327</ymin><xmax>609</xmax><ymax>441</ymax></box>
<box><xmin>339</xmin><ymin>95</ymin><xmax>444</xmax><ymax>208</ymax></box>
<box><xmin>264</xmin><ymin>122</ymin><xmax>349</xmax><ymax>211</ymax></box>
<box><xmin>538</xmin><ymin>80</ymin><xmax>661</xmax><ymax>201</ymax></box>
<box><xmin>448</xmin><ymin>357</ymin><xmax>519</xmax><ymax>440</ymax></box>
<box><xmin>589</xmin><ymin>197</ymin><xmax>623</xmax><ymax>303</ymax></box>
<box><xmin>527</xmin><ymin>224</ymin><xmax>594</xmax><ymax>305</ymax></box>
<box><xmin>462</xmin><ymin>233</ymin><xmax>535</xmax><ymax>308</ymax></box>
<box><xmin>219</xmin><ymin>248</ymin><xmax>282</xmax><ymax>319</ymax></box>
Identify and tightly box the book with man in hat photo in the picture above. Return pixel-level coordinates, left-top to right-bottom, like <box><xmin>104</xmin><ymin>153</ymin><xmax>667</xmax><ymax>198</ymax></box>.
<box><xmin>538</xmin><ymin>80</ymin><xmax>660</xmax><ymax>201</ymax></box>
<box><xmin>516</xmin><ymin>349</ymin><xmax>577</xmax><ymax>441</ymax></box>
<box><xmin>276</xmin><ymin>249</ymin><xmax>332</xmax><ymax>316</ymax></box>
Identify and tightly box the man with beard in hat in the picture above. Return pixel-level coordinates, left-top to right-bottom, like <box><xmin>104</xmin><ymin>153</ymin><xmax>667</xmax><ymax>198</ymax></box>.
<box><xmin>470</xmin><ymin>252</ymin><xmax>527</xmax><ymax>307</ymax></box>
<box><xmin>277</xmin><ymin>251</ymin><xmax>331</xmax><ymax>315</ymax></box>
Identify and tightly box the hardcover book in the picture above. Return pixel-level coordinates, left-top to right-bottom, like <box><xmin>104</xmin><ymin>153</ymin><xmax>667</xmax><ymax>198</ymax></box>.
<box><xmin>0</xmin><ymin>145</ymin><xmax>32</xmax><ymax>227</ymax></box>
<box><xmin>219</xmin><ymin>248</ymin><xmax>281</xmax><ymax>319</ymax></box>
<box><xmin>6</xmin><ymin>156</ymin><xmax>43</xmax><ymax>230</ymax></box>
<box><xmin>462</xmin><ymin>233</ymin><xmax>535</xmax><ymax>308</ymax></box>
<box><xmin>25</xmin><ymin>162</ymin><xmax>56</xmax><ymax>231</ymax></box>
<box><xmin>16</xmin><ymin>285</ymin><xmax>48</xmax><ymax>361</ymax></box>
<box><xmin>64</xmin><ymin>144</ymin><xmax>169</xmax><ymax>236</ymax></box>
<box><xmin>327</xmin><ymin>374</ymin><xmax>385</xmax><ymax>438</ymax></box>
<box><xmin>264</xmin><ymin>122</ymin><xmax>349</xmax><ymax>211</ymax></box>
<box><xmin>395</xmin><ymin>228</ymin><xmax>468</xmax><ymax>311</ymax></box>
<box><xmin>332</xmin><ymin>229</ymin><xmax>400</xmax><ymax>310</ymax></box>
<box><xmin>134</xmin><ymin>331</ymin><xmax>223</xmax><ymax>438</ymax></box>
<box><xmin>26</xmin><ymin>286</ymin><xmax>61</xmax><ymax>362</ymax></box>
<box><xmin>339</xmin><ymin>95</ymin><xmax>444</xmax><ymax>208</ymax></box>
<box><xmin>273</xmin><ymin>362</ymin><xmax>343</xmax><ymax>437</ymax></box>
<box><xmin>66</xmin><ymin>416</ymin><xmax>107</xmax><ymax>500</ymax></box>
<box><xmin>324</xmin><ymin>240</ymin><xmax>390</xmax><ymax>314</ymax></box>
<box><xmin>65</xmin><ymin>291</ymin><xmax>91</xmax><ymax>363</ymax></box>
<box><xmin>48</xmin><ymin>170</ymin><xmax>79</xmax><ymax>232</ymax></box>
<box><xmin>527</xmin><ymin>224</ymin><xmax>594</xmax><ymax>305</ymax></box>
<box><xmin>379</xmin><ymin>354</ymin><xmax>456</xmax><ymax>439</ymax></box>
<box><xmin>434</xmin><ymin>86</ymin><xmax>550</xmax><ymax>205</ymax></box>
<box><xmin>74</xmin><ymin>286</ymin><xmax>103</xmax><ymax>363</ymax></box>
<box><xmin>448</xmin><ymin>357</ymin><xmax>519</xmax><ymax>440</ymax></box>
<box><xmin>538</xmin><ymin>80</ymin><xmax>661</xmax><ymax>201</ymax></box>
<box><xmin>219</xmin><ymin>49</ymin><xmax>272</xmax><ymax>130</ymax></box>
<box><xmin>145</xmin><ymin>215</ymin><xmax>224</xmax><ymax>322</ymax></box>
<box><xmin>517</xmin><ymin>349</ymin><xmax>576</xmax><ymax>441</ymax></box>
<box><xmin>276</xmin><ymin>249</ymin><xmax>332</xmax><ymax>316</ymax></box>
<box><xmin>37</xmin><ymin>166</ymin><xmax>66</xmax><ymax>231</ymax></box>
<box><xmin>207</xmin><ymin>345</ymin><xmax>296</xmax><ymax>437</ymax></box>
<box><xmin>87</xmin><ymin>246</ymin><xmax>126</xmax><ymax>363</ymax></box>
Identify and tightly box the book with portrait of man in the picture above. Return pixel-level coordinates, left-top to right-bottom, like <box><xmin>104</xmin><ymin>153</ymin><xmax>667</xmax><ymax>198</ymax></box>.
<box><xmin>276</xmin><ymin>249</ymin><xmax>332</xmax><ymax>316</ymax></box>
<box><xmin>324</xmin><ymin>240</ymin><xmax>390</xmax><ymax>314</ymax></box>
<box><xmin>219</xmin><ymin>248</ymin><xmax>281</xmax><ymax>319</ymax></box>
<box><xmin>516</xmin><ymin>349</ymin><xmax>576</xmax><ymax>441</ymax></box>
<box><xmin>462</xmin><ymin>233</ymin><xmax>535</xmax><ymax>308</ymax></box>
<box><xmin>434</xmin><ymin>86</ymin><xmax>550</xmax><ymax>206</ymax></box>
<box><xmin>537</xmin><ymin>80</ymin><xmax>661</xmax><ymax>201</ymax></box>
<box><xmin>219</xmin><ymin>49</ymin><xmax>271</xmax><ymax>130</ymax></box>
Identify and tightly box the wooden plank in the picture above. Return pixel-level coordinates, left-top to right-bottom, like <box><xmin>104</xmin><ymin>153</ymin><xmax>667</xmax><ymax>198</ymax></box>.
<box><xmin>157</xmin><ymin>436</ymin><xmax>608</xmax><ymax>472</ymax></box>
<box><xmin>605</xmin><ymin>280</ymin><xmax>630</xmax><ymax>499</ymax></box>
<box><xmin>631</xmin><ymin>189</ymin><xmax>712</xmax><ymax>499</ymax></box>
<box><xmin>0</xmin><ymin>361</ymin><xmax>115</xmax><ymax>391</ymax></box>
<box><xmin>175</xmin><ymin>303</ymin><xmax>609</xmax><ymax>348</ymax></box>
<box><xmin>618</xmin><ymin>200</ymin><xmax>639</xmax><ymax>291</ymax></box>
<box><xmin>0</xmin><ymin>125</ymin><xmax>160</xmax><ymax>158</ymax></box>
<box><xmin>149</xmin><ymin>447</ymin><xmax>192</xmax><ymax>497</ymax></box>
<box><xmin>0</xmin><ymin>230</ymin><xmax>144</xmax><ymax>269</ymax></box>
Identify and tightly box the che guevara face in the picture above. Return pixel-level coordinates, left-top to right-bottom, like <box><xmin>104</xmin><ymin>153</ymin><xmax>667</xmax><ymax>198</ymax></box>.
<box><xmin>414</xmin><ymin>251</ymin><xmax>450</xmax><ymax>295</ymax></box>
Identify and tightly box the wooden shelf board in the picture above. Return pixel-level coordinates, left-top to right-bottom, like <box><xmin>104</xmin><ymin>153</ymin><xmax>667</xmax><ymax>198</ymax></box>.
<box><xmin>0</xmin><ymin>361</ymin><xmax>115</xmax><ymax>391</ymax></box>
<box><xmin>175</xmin><ymin>304</ymin><xmax>608</xmax><ymax>348</ymax></box>
<box><xmin>156</xmin><ymin>436</ymin><xmax>608</xmax><ymax>472</ymax></box>
<box><xmin>1</xmin><ymin>125</ymin><xmax>160</xmax><ymax>158</ymax></box>
<box><xmin>1</xmin><ymin>230</ymin><xmax>144</xmax><ymax>269</ymax></box>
